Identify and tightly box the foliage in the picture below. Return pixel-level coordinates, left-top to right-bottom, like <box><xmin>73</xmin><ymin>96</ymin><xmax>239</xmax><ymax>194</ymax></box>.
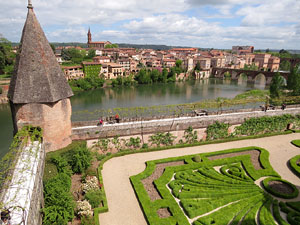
<box><xmin>126</xmin><ymin>137</ymin><xmax>141</xmax><ymax>149</ymax></box>
<box><xmin>0</xmin><ymin>125</ymin><xmax>42</xmax><ymax>190</ymax></box>
<box><xmin>287</xmin><ymin>67</ymin><xmax>300</xmax><ymax>96</ymax></box>
<box><xmin>50</xmin><ymin>155</ymin><xmax>72</xmax><ymax>176</ymax></box>
<box><xmin>0</xmin><ymin>36</ymin><xmax>16</xmax><ymax>75</ymax></box>
<box><xmin>233</xmin><ymin>89</ymin><xmax>269</xmax><ymax>100</ymax></box>
<box><xmin>270</xmin><ymin>72</ymin><xmax>284</xmax><ymax>98</ymax></box>
<box><xmin>68</xmin><ymin>72</ymin><xmax>105</xmax><ymax>91</ymax></box>
<box><xmin>149</xmin><ymin>132</ymin><xmax>176</xmax><ymax>147</ymax></box>
<box><xmin>85</xmin><ymin>189</ymin><xmax>104</xmax><ymax>208</ymax></box>
<box><xmin>291</xmin><ymin>140</ymin><xmax>300</xmax><ymax>147</ymax></box>
<box><xmin>81</xmin><ymin>215</ymin><xmax>95</xmax><ymax>225</ymax></box>
<box><xmin>94</xmin><ymin>139</ymin><xmax>110</xmax><ymax>152</ymax></box>
<box><xmin>68</xmin><ymin>146</ymin><xmax>93</xmax><ymax>173</ymax></box>
<box><xmin>206</xmin><ymin>121</ymin><xmax>229</xmax><ymax>140</ymax></box>
<box><xmin>183</xmin><ymin>126</ymin><xmax>198</xmax><ymax>144</ymax></box>
<box><xmin>235</xmin><ymin>114</ymin><xmax>297</xmax><ymax>136</ymax></box>
<box><xmin>61</xmin><ymin>48</ymin><xmax>87</xmax><ymax>64</ymax></box>
<box><xmin>0</xmin><ymin>86</ymin><xmax>2</xmax><ymax>95</ymax></box>
<box><xmin>105</xmin><ymin>43</ymin><xmax>119</xmax><ymax>48</ymax></box>
<box><xmin>111</xmin><ymin>75</ymin><xmax>135</xmax><ymax>87</ymax></box>
<box><xmin>43</xmin><ymin>173</ymin><xmax>74</xmax><ymax>225</ymax></box>
<box><xmin>44</xmin><ymin>141</ymin><xmax>87</xmax><ymax>181</ymax></box>
<box><xmin>134</xmin><ymin>67</ymin><xmax>179</xmax><ymax>84</ymax></box>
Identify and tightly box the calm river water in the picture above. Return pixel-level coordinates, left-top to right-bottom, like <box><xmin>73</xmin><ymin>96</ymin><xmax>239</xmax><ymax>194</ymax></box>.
<box><xmin>0</xmin><ymin>78</ymin><xmax>265</xmax><ymax>157</ymax></box>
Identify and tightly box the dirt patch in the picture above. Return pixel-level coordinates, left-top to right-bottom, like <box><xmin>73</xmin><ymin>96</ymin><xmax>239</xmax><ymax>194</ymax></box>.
<box><xmin>269</xmin><ymin>180</ymin><xmax>295</xmax><ymax>194</ymax></box>
<box><xmin>141</xmin><ymin>161</ymin><xmax>184</xmax><ymax>201</ymax></box>
<box><xmin>71</xmin><ymin>174</ymin><xmax>83</xmax><ymax>201</ymax></box>
<box><xmin>157</xmin><ymin>208</ymin><xmax>172</xmax><ymax>218</ymax></box>
<box><xmin>207</xmin><ymin>150</ymin><xmax>262</xmax><ymax>170</ymax></box>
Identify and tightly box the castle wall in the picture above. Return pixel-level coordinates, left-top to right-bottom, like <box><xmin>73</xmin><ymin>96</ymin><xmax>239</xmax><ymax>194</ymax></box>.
<box><xmin>11</xmin><ymin>98</ymin><xmax>72</xmax><ymax>152</ymax></box>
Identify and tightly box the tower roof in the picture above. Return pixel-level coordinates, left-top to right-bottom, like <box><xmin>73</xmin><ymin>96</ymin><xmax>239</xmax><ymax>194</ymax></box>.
<box><xmin>8</xmin><ymin>4</ymin><xmax>73</xmax><ymax>104</ymax></box>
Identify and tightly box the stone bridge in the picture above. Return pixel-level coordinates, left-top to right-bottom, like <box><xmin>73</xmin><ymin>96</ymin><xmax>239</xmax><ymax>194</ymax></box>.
<box><xmin>211</xmin><ymin>67</ymin><xmax>290</xmax><ymax>84</ymax></box>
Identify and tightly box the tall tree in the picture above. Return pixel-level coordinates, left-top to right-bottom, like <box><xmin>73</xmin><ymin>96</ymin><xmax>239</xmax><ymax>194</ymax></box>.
<box><xmin>0</xmin><ymin>36</ymin><xmax>15</xmax><ymax>75</ymax></box>
<box><xmin>269</xmin><ymin>72</ymin><xmax>284</xmax><ymax>98</ymax></box>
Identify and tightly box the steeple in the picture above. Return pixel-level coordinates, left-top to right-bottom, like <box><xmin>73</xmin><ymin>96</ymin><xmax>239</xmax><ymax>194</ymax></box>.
<box><xmin>8</xmin><ymin>2</ymin><xmax>73</xmax><ymax>104</ymax></box>
<box><xmin>87</xmin><ymin>27</ymin><xmax>92</xmax><ymax>44</ymax></box>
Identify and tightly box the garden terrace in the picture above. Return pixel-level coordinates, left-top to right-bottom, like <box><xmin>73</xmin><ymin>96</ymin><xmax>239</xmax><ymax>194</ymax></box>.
<box><xmin>131</xmin><ymin>146</ymin><xmax>300</xmax><ymax>225</ymax></box>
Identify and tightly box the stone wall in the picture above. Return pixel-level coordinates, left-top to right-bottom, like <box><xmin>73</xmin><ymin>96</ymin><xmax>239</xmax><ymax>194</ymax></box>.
<box><xmin>72</xmin><ymin>107</ymin><xmax>300</xmax><ymax>140</ymax></box>
<box><xmin>0</xmin><ymin>141</ymin><xmax>45</xmax><ymax>225</ymax></box>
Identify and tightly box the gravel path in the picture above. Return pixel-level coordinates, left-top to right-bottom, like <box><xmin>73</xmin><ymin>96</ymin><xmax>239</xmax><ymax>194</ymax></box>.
<box><xmin>99</xmin><ymin>133</ymin><xmax>300</xmax><ymax>225</ymax></box>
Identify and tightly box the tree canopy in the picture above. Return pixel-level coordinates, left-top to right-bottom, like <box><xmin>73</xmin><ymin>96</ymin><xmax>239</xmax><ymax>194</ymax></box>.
<box><xmin>0</xmin><ymin>36</ymin><xmax>16</xmax><ymax>76</ymax></box>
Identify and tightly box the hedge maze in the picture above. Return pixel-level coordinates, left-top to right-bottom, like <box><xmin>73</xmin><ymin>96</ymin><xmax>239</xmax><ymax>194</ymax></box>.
<box><xmin>130</xmin><ymin>147</ymin><xmax>300</xmax><ymax>225</ymax></box>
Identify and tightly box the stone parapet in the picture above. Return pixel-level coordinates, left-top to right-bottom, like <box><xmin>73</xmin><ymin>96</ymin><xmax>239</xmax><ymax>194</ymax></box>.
<box><xmin>72</xmin><ymin>107</ymin><xmax>300</xmax><ymax>140</ymax></box>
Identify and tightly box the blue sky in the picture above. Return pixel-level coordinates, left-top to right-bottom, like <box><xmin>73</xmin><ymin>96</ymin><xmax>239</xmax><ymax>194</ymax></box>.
<box><xmin>0</xmin><ymin>0</ymin><xmax>299</xmax><ymax>49</ymax></box>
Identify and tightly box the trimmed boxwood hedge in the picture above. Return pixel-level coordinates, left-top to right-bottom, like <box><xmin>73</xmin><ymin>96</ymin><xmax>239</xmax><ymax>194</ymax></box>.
<box><xmin>262</xmin><ymin>177</ymin><xmax>299</xmax><ymax>199</ymax></box>
<box><xmin>130</xmin><ymin>146</ymin><xmax>280</xmax><ymax>225</ymax></box>
<box><xmin>289</xmin><ymin>155</ymin><xmax>300</xmax><ymax>178</ymax></box>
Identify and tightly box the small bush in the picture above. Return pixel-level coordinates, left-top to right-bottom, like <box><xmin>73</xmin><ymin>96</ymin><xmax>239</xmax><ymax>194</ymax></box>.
<box><xmin>51</xmin><ymin>155</ymin><xmax>72</xmax><ymax>175</ymax></box>
<box><xmin>68</xmin><ymin>147</ymin><xmax>93</xmax><ymax>173</ymax></box>
<box><xmin>0</xmin><ymin>87</ymin><xmax>2</xmax><ymax>95</ymax></box>
<box><xmin>81</xmin><ymin>215</ymin><xmax>95</xmax><ymax>225</ymax></box>
<box><xmin>85</xmin><ymin>189</ymin><xmax>104</xmax><ymax>208</ymax></box>
<box><xmin>206</xmin><ymin>121</ymin><xmax>229</xmax><ymax>140</ymax></box>
<box><xmin>192</xmin><ymin>155</ymin><xmax>202</xmax><ymax>162</ymax></box>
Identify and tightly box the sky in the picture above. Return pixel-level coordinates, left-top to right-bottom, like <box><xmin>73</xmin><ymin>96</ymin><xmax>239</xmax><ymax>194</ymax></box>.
<box><xmin>0</xmin><ymin>0</ymin><xmax>300</xmax><ymax>49</ymax></box>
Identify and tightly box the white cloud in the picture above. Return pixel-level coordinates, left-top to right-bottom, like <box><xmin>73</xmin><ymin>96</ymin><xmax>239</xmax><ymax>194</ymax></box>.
<box><xmin>0</xmin><ymin>0</ymin><xmax>299</xmax><ymax>49</ymax></box>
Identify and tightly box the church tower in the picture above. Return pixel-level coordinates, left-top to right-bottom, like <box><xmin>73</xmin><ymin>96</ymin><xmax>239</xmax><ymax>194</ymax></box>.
<box><xmin>8</xmin><ymin>1</ymin><xmax>74</xmax><ymax>151</ymax></box>
<box><xmin>87</xmin><ymin>27</ymin><xmax>92</xmax><ymax>46</ymax></box>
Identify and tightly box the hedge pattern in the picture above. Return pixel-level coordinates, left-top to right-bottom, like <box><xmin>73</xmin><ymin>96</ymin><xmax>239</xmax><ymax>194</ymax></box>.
<box><xmin>130</xmin><ymin>146</ymin><xmax>299</xmax><ymax>225</ymax></box>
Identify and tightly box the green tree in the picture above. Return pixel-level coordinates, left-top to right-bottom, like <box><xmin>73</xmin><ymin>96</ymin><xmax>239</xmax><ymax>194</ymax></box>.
<box><xmin>87</xmin><ymin>49</ymin><xmax>96</xmax><ymax>59</ymax></box>
<box><xmin>0</xmin><ymin>37</ymin><xmax>16</xmax><ymax>75</ymax></box>
<box><xmin>287</xmin><ymin>67</ymin><xmax>300</xmax><ymax>96</ymax></box>
<box><xmin>269</xmin><ymin>72</ymin><xmax>284</xmax><ymax>98</ymax></box>
<box><xmin>175</xmin><ymin>59</ymin><xmax>183</xmax><ymax>68</ymax></box>
<box><xmin>50</xmin><ymin>43</ymin><xmax>56</xmax><ymax>53</ymax></box>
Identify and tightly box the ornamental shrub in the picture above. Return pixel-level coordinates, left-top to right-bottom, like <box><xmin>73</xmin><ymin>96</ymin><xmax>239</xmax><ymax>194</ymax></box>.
<box><xmin>76</xmin><ymin>200</ymin><xmax>93</xmax><ymax>217</ymax></box>
<box><xmin>43</xmin><ymin>173</ymin><xmax>74</xmax><ymax>225</ymax></box>
<box><xmin>66</xmin><ymin>146</ymin><xmax>92</xmax><ymax>173</ymax></box>
<box><xmin>82</xmin><ymin>176</ymin><xmax>99</xmax><ymax>193</ymax></box>
<box><xmin>50</xmin><ymin>155</ymin><xmax>72</xmax><ymax>175</ymax></box>
<box><xmin>85</xmin><ymin>189</ymin><xmax>104</xmax><ymax>208</ymax></box>
<box><xmin>206</xmin><ymin>121</ymin><xmax>229</xmax><ymax>140</ymax></box>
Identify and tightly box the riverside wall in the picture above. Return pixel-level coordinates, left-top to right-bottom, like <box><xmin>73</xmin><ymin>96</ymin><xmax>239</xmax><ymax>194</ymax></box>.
<box><xmin>72</xmin><ymin>107</ymin><xmax>300</xmax><ymax>141</ymax></box>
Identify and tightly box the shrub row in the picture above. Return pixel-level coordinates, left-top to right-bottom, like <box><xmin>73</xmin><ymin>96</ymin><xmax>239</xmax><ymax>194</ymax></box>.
<box><xmin>289</xmin><ymin>155</ymin><xmax>300</xmax><ymax>178</ymax></box>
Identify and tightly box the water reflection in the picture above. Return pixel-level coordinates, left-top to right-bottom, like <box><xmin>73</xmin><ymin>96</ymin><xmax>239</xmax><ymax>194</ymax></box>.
<box><xmin>71</xmin><ymin>78</ymin><xmax>266</xmax><ymax>121</ymax></box>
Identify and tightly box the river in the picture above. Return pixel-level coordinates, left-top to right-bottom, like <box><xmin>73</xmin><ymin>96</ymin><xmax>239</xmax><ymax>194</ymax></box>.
<box><xmin>0</xmin><ymin>78</ymin><xmax>265</xmax><ymax>157</ymax></box>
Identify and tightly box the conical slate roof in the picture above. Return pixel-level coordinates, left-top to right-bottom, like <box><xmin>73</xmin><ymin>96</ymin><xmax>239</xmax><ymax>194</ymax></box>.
<box><xmin>8</xmin><ymin>5</ymin><xmax>73</xmax><ymax>104</ymax></box>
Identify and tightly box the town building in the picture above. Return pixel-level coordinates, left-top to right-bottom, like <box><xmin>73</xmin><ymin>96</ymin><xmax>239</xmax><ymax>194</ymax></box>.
<box><xmin>232</xmin><ymin>46</ymin><xmax>254</xmax><ymax>55</ymax></box>
<box><xmin>62</xmin><ymin>65</ymin><xmax>85</xmax><ymax>80</ymax></box>
<box><xmin>87</xmin><ymin>28</ymin><xmax>111</xmax><ymax>48</ymax></box>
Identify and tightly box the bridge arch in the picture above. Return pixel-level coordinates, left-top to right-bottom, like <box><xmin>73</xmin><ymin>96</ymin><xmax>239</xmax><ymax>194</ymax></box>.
<box><xmin>254</xmin><ymin>73</ymin><xmax>266</xmax><ymax>88</ymax></box>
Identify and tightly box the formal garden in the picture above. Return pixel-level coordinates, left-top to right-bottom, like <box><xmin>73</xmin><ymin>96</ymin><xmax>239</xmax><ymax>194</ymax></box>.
<box><xmin>41</xmin><ymin>113</ymin><xmax>300</xmax><ymax>225</ymax></box>
<box><xmin>131</xmin><ymin>145</ymin><xmax>300</xmax><ymax>225</ymax></box>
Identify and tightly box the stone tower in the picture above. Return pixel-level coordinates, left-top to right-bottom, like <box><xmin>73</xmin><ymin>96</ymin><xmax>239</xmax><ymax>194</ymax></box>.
<box><xmin>8</xmin><ymin>1</ymin><xmax>74</xmax><ymax>151</ymax></box>
<box><xmin>87</xmin><ymin>28</ymin><xmax>92</xmax><ymax>45</ymax></box>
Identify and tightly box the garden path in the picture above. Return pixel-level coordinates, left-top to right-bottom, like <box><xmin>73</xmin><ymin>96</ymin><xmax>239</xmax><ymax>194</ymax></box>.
<box><xmin>99</xmin><ymin>133</ymin><xmax>300</xmax><ymax>225</ymax></box>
